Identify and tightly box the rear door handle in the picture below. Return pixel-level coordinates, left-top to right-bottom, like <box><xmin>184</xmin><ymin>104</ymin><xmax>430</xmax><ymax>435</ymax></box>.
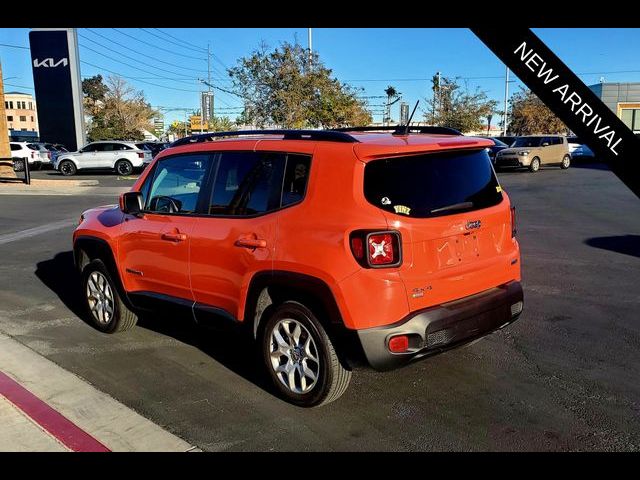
<box><xmin>235</xmin><ymin>237</ymin><xmax>267</xmax><ymax>249</ymax></box>
<box><xmin>161</xmin><ymin>232</ymin><xmax>187</xmax><ymax>242</ymax></box>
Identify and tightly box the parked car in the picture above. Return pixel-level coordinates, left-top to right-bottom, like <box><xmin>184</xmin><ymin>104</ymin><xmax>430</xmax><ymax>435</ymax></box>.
<box><xmin>567</xmin><ymin>136</ymin><xmax>584</xmax><ymax>155</ymax></box>
<box><xmin>9</xmin><ymin>142</ymin><xmax>51</xmax><ymax>171</ymax></box>
<box><xmin>494</xmin><ymin>136</ymin><xmax>516</xmax><ymax>147</ymax></box>
<box><xmin>135</xmin><ymin>141</ymin><xmax>169</xmax><ymax>159</ymax></box>
<box><xmin>43</xmin><ymin>143</ymin><xmax>69</xmax><ymax>164</ymax></box>
<box><xmin>73</xmin><ymin>128</ymin><xmax>523</xmax><ymax>407</ymax></box>
<box><xmin>571</xmin><ymin>143</ymin><xmax>596</xmax><ymax>161</ymax></box>
<box><xmin>476</xmin><ymin>137</ymin><xmax>509</xmax><ymax>163</ymax></box>
<box><xmin>54</xmin><ymin>141</ymin><xmax>152</xmax><ymax>176</ymax></box>
<box><xmin>494</xmin><ymin>135</ymin><xmax>571</xmax><ymax>172</ymax></box>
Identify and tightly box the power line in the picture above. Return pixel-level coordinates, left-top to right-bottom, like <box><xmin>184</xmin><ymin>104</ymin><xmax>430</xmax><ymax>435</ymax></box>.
<box><xmin>79</xmin><ymin>43</ymin><xmax>203</xmax><ymax>89</ymax></box>
<box><xmin>0</xmin><ymin>43</ymin><xmax>29</xmax><ymax>50</ymax></box>
<box><xmin>4</xmin><ymin>83</ymin><xmax>34</xmax><ymax>90</ymax></box>
<box><xmin>153</xmin><ymin>28</ymin><xmax>208</xmax><ymax>52</ymax></box>
<box><xmin>112</xmin><ymin>28</ymin><xmax>206</xmax><ymax>62</ymax></box>
<box><xmin>83</xmin><ymin>28</ymin><xmax>213</xmax><ymax>76</ymax></box>
<box><xmin>140</xmin><ymin>28</ymin><xmax>207</xmax><ymax>54</ymax></box>
<box><xmin>79</xmin><ymin>34</ymin><xmax>198</xmax><ymax>83</ymax></box>
<box><xmin>81</xmin><ymin>60</ymin><xmax>201</xmax><ymax>93</ymax></box>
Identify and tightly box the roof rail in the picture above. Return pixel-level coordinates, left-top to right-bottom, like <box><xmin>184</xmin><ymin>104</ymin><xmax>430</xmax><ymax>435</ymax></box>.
<box><xmin>169</xmin><ymin>129</ymin><xmax>359</xmax><ymax>147</ymax></box>
<box><xmin>332</xmin><ymin>125</ymin><xmax>463</xmax><ymax>136</ymax></box>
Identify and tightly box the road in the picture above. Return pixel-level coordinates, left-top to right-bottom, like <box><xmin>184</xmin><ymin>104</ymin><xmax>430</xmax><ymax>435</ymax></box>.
<box><xmin>0</xmin><ymin>162</ymin><xmax>639</xmax><ymax>451</ymax></box>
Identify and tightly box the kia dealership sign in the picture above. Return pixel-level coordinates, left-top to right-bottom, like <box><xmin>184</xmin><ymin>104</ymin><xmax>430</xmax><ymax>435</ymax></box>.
<box><xmin>29</xmin><ymin>28</ymin><xmax>85</xmax><ymax>152</ymax></box>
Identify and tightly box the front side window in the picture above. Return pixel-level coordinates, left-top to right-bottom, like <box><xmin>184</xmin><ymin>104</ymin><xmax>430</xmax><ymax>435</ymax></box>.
<box><xmin>146</xmin><ymin>154</ymin><xmax>210</xmax><ymax>214</ymax></box>
<box><xmin>82</xmin><ymin>144</ymin><xmax>98</xmax><ymax>152</ymax></box>
<box><xmin>10</xmin><ymin>144</ymin><xmax>20</xmax><ymax>151</ymax></box>
<box><xmin>208</xmin><ymin>152</ymin><xmax>286</xmax><ymax>216</ymax></box>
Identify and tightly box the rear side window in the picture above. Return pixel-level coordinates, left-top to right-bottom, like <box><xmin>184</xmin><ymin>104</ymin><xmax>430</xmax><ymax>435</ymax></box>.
<box><xmin>364</xmin><ymin>149</ymin><xmax>503</xmax><ymax>218</ymax></box>
<box><xmin>208</xmin><ymin>152</ymin><xmax>286</xmax><ymax>216</ymax></box>
<box><xmin>281</xmin><ymin>154</ymin><xmax>311</xmax><ymax>207</ymax></box>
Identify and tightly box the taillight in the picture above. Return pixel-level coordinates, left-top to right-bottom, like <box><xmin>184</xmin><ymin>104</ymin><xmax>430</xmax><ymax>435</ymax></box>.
<box><xmin>47</xmin><ymin>152</ymin><xmax>51</xmax><ymax>159</ymax></box>
<box><xmin>510</xmin><ymin>206</ymin><xmax>517</xmax><ymax>237</ymax></box>
<box><xmin>350</xmin><ymin>230</ymin><xmax>402</xmax><ymax>268</ymax></box>
<box><xmin>137</xmin><ymin>152</ymin><xmax>144</xmax><ymax>159</ymax></box>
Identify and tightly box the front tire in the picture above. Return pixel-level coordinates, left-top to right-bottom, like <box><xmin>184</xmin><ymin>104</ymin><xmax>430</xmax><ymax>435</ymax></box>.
<box><xmin>115</xmin><ymin>159</ymin><xmax>133</xmax><ymax>176</ymax></box>
<box><xmin>81</xmin><ymin>259</ymin><xmax>138</xmax><ymax>333</ymax></box>
<box><xmin>59</xmin><ymin>160</ymin><xmax>77</xmax><ymax>176</ymax></box>
<box><xmin>529</xmin><ymin>157</ymin><xmax>541</xmax><ymax>172</ymax></box>
<box><xmin>561</xmin><ymin>155</ymin><xmax>571</xmax><ymax>169</ymax></box>
<box><xmin>262</xmin><ymin>301</ymin><xmax>351</xmax><ymax>407</ymax></box>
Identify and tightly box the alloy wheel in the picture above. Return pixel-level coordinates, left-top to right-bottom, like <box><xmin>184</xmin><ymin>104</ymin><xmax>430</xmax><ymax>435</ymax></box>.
<box><xmin>269</xmin><ymin>318</ymin><xmax>320</xmax><ymax>394</ymax></box>
<box><xmin>86</xmin><ymin>271</ymin><xmax>115</xmax><ymax>325</ymax></box>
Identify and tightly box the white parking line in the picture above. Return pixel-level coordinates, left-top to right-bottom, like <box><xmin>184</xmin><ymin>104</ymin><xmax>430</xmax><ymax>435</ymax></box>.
<box><xmin>0</xmin><ymin>219</ymin><xmax>76</xmax><ymax>246</ymax></box>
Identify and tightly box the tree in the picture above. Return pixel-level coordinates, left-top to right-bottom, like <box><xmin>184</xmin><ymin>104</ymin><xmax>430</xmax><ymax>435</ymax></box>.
<box><xmin>383</xmin><ymin>86</ymin><xmax>400</xmax><ymax>125</ymax></box>
<box><xmin>508</xmin><ymin>87</ymin><xmax>568</xmax><ymax>135</ymax></box>
<box><xmin>82</xmin><ymin>75</ymin><xmax>108</xmax><ymax>103</ymax></box>
<box><xmin>208</xmin><ymin>116</ymin><xmax>237</xmax><ymax>132</ymax></box>
<box><xmin>84</xmin><ymin>75</ymin><xmax>158</xmax><ymax>141</ymax></box>
<box><xmin>424</xmin><ymin>76</ymin><xmax>497</xmax><ymax>134</ymax></box>
<box><xmin>228</xmin><ymin>41</ymin><xmax>371</xmax><ymax>128</ymax></box>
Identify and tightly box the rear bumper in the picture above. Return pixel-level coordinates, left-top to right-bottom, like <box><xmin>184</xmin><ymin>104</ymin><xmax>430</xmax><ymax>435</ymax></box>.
<box><xmin>356</xmin><ymin>281</ymin><xmax>523</xmax><ymax>371</ymax></box>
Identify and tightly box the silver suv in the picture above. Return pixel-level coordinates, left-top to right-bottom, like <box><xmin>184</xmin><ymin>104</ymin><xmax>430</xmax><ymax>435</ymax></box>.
<box><xmin>10</xmin><ymin>142</ymin><xmax>51</xmax><ymax>171</ymax></box>
<box><xmin>54</xmin><ymin>141</ymin><xmax>152</xmax><ymax>176</ymax></box>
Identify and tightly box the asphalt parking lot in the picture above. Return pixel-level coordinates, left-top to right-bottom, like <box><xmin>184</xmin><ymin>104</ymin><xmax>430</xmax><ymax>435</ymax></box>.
<box><xmin>1</xmin><ymin>162</ymin><xmax>639</xmax><ymax>451</ymax></box>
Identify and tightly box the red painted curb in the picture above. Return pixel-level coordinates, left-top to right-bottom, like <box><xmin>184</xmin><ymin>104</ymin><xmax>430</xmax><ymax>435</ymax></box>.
<box><xmin>0</xmin><ymin>371</ymin><xmax>110</xmax><ymax>452</ymax></box>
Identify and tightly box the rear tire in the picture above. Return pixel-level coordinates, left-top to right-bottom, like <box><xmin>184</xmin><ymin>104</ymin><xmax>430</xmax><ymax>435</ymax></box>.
<box><xmin>81</xmin><ymin>259</ymin><xmax>138</xmax><ymax>333</ymax></box>
<box><xmin>261</xmin><ymin>301</ymin><xmax>351</xmax><ymax>407</ymax></box>
<box><xmin>560</xmin><ymin>155</ymin><xmax>571</xmax><ymax>169</ymax></box>
<box><xmin>529</xmin><ymin>157</ymin><xmax>541</xmax><ymax>172</ymax></box>
<box><xmin>115</xmin><ymin>159</ymin><xmax>133</xmax><ymax>176</ymax></box>
<box><xmin>59</xmin><ymin>160</ymin><xmax>77</xmax><ymax>176</ymax></box>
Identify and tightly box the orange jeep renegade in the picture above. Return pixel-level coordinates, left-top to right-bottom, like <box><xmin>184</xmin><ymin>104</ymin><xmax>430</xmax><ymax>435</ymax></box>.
<box><xmin>73</xmin><ymin>127</ymin><xmax>523</xmax><ymax>407</ymax></box>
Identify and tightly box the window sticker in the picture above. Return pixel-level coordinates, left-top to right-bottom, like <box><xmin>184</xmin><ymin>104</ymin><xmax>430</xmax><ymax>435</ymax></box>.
<box><xmin>394</xmin><ymin>205</ymin><xmax>411</xmax><ymax>215</ymax></box>
<box><xmin>381</xmin><ymin>197</ymin><xmax>391</xmax><ymax>205</ymax></box>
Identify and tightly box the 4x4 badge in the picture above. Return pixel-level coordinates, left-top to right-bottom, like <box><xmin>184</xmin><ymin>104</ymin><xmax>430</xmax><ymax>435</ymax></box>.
<box><xmin>466</xmin><ymin>220</ymin><xmax>482</xmax><ymax>230</ymax></box>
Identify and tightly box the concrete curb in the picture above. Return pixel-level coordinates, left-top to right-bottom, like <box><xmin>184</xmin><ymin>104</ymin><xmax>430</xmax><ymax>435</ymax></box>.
<box><xmin>0</xmin><ymin>333</ymin><xmax>197</xmax><ymax>452</ymax></box>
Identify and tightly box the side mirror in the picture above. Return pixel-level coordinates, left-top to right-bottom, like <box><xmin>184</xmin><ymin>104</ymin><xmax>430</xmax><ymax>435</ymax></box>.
<box><xmin>120</xmin><ymin>191</ymin><xmax>143</xmax><ymax>215</ymax></box>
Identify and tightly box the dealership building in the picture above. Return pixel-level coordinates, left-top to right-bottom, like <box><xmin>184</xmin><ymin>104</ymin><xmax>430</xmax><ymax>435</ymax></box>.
<box><xmin>589</xmin><ymin>82</ymin><xmax>640</xmax><ymax>133</ymax></box>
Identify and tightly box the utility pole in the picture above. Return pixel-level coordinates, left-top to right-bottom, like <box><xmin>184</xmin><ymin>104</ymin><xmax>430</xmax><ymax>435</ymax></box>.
<box><xmin>503</xmin><ymin>66</ymin><xmax>509</xmax><ymax>136</ymax></box>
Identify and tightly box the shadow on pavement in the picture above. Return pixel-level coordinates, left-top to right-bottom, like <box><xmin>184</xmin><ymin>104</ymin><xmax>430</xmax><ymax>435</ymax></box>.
<box><xmin>34</xmin><ymin>250</ymin><xmax>272</xmax><ymax>393</ymax></box>
<box><xmin>35</xmin><ymin>251</ymin><xmax>87</xmax><ymax>321</ymax></box>
<box><xmin>584</xmin><ymin>235</ymin><xmax>640</xmax><ymax>259</ymax></box>
<box><xmin>571</xmin><ymin>161</ymin><xmax>610</xmax><ymax>171</ymax></box>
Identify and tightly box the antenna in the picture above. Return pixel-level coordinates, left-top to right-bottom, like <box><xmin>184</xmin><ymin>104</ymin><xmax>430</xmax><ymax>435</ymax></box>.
<box><xmin>404</xmin><ymin>100</ymin><xmax>420</xmax><ymax>135</ymax></box>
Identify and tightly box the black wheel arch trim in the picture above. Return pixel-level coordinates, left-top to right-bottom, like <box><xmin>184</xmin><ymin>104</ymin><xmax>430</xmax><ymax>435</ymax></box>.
<box><xmin>73</xmin><ymin>235</ymin><xmax>133</xmax><ymax>309</ymax></box>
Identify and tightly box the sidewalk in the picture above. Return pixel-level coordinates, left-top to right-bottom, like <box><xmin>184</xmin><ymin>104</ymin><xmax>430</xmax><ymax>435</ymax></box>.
<box><xmin>0</xmin><ymin>333</ymin><xmax>198</xmax><ymax>452</ymax></box>
<box><xmin>0</xmin><ymin>178</ymin><xmax>100</xmax><ymax>196</ymax></box>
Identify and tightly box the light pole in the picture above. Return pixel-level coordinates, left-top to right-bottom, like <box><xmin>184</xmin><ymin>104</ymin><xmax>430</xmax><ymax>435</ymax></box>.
<box><xmin>503</xmin><ymin>66</ymin><xmax>509</xmax><ymax>136</ymax></box>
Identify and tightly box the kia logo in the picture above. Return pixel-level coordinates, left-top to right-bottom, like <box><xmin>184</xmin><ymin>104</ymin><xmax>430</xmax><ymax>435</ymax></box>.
<box><xmin>33</xmin><ymin>58</ymin><xmax>69</xmax><ymax>68</ymax></box>
<box><xmin>466</xmin><ymin>220</ymin><xmax>482</xmax><ymax>230</ymax></box>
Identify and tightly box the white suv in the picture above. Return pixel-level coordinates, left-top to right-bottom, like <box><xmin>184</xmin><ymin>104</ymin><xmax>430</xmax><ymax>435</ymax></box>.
<box><xmin>54</xmin><ymin>141</ymin><xmax>152</xmax><ymax>176</ymax></box>
<box><xmin>10</xmin><ymin>142</ymin><xmax>51</xmax><ymax>171</ymax></box>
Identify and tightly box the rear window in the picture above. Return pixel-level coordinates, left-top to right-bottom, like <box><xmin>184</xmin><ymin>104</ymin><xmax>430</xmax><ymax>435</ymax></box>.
<box><xmin>364</xmin><ymin>149</ymin><xmax>503</xmax><ymax>218</ymax></box>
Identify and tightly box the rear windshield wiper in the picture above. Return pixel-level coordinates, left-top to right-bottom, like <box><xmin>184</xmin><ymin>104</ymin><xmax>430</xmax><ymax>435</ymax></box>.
<box><xmin>430</xmin><ymin>201</ymin><xmax>474</xmax><ymax>214</ymax></box>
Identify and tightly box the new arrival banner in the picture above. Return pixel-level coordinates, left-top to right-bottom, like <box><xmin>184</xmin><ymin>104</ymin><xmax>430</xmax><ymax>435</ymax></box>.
<box><xmin>473</xmin><ymin>28</ymin><xmax>640</xmax><ymax>199</ymax></box>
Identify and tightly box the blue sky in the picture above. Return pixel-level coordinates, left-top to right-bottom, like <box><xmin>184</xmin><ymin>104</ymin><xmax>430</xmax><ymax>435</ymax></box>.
<box><xmin>2</xmin><ymin>28</ymin><xmax>640</xmax><ymax>126</ymax></box>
